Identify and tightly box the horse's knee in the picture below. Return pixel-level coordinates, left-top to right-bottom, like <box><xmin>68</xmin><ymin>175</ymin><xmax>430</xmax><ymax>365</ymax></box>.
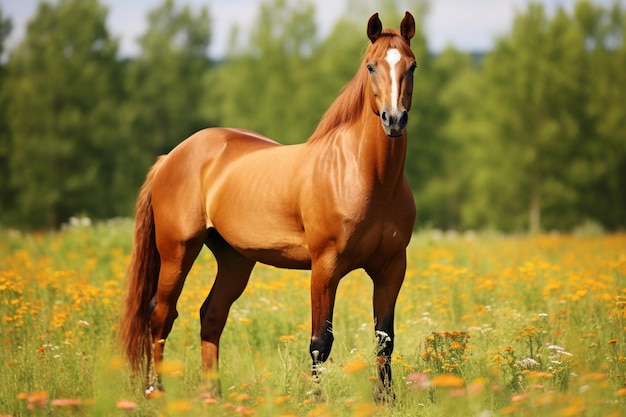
<box><xmin>310</xmin><ymin>331</ymin><xmax>334</xmax><ymax>364</ymax></box>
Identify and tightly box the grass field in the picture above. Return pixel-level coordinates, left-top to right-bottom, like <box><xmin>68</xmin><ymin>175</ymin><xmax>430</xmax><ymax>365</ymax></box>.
<box><xmin>0</xmin><ymin>220</ymin><xmax>624</xmax><ymax>416</ymax></box>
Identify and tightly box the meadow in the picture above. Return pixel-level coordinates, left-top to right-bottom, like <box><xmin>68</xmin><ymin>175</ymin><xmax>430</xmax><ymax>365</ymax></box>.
<box><xmin>0</xmin><ymin>220</ymin><xmax>624</xmax><ymax>416</ymax></box>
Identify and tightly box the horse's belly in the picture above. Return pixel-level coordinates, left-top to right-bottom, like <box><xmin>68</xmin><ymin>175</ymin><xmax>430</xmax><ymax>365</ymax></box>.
<box><xmin>237</xmin><ymin>245</ymin><xmax>312</xmax><ymax>270</ymax></box>
<box><xmin>210</xmin><ymin>208</ymin><xmax>311</xmax><ymax>269</ymax></box>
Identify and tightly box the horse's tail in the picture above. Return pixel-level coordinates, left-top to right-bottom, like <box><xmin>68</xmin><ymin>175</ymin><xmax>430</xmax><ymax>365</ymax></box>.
<box><xmin>120</xmin><ymin>157</ymin><xmax>165</xmax><ymax>374</ymax></box>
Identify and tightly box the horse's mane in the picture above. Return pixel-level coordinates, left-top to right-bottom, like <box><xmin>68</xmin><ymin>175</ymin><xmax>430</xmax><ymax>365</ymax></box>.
<box><xmin>307</xmin><ymin>29</ymin><xmax>410</xmax><ymax>143</ymax></box>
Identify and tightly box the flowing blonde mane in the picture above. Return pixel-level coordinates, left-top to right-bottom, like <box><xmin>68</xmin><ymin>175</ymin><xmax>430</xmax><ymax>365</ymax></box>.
<box><xmin>307</xmin><ymin>29</ymin><xmax>412</xmax><ymax>143</ymax></box>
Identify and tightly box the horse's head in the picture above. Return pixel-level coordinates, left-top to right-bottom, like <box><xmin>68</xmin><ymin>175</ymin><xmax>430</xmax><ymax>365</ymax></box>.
<box><xmin>365</xmin><ymin>12</ymin><xmax>416</xmax><ymax>138</ymax></box>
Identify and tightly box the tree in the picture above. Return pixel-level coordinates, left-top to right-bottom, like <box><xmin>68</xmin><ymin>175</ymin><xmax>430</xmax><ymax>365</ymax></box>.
<box><xmin>121</xmin><ymin>0</ymin><xmax>212</xmax><ymax>178</ymax></box>
<box><xmin>203</xmin><ymin>0</ymin><xmax>320</xmax><ymax>144</ymax></box>
<box><xmin>0</xmin><ymin>6</ymin><xmax>13</xmax><ymax>224</ymax></box>
<box><xmin>574</xmin><ymin>1</ymin><xmax>626</xmax><ymax>229</ymax></box>
<box><xmin>422</xmin><ymin>46</ymin><xmax>482</xmax><ymax>230</ymax></box>
<box><xmin>455</xmin><ymin>4</ymin><xmax>589</xmax><ymax>232</ymax></box>
<box><xmin>4</xmin><ymin>0</ymin><xmax>121</xmax><ymax>228</ymax></box>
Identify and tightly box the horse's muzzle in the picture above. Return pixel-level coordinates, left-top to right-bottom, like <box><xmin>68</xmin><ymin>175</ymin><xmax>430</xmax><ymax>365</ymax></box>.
<box><xmin>381</xmin><ymin>109</ymin><xmax>408</xmax><ymax>137</ymax></box>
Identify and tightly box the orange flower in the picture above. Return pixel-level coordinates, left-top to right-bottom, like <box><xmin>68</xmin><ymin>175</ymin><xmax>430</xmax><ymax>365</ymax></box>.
<box><xmin>273</xmin><ymin>395</ymin><xmax>291</xmax><ymax>405</ymax></box>
<box><xmin>115</xmin><ymin>399</ymin><xmax>137</xmax><ymax>410</ymax></box>
<box><xmin>344</xmin><ymin>357</ymin><xmax>368</xmax><ymax>374</ymax></box>
<box><xmin>51</xmin><ymin>398</ymin><xmax>82</xmax><ymax>407</ymax></box>
<box><xmin>432</xmin><ymin>374</ymin><xmax>465</xmax><ymax>388</ymax></box>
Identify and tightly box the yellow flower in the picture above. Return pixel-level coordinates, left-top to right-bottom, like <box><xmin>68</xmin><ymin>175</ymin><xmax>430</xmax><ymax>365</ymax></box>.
<box><xmin>432</xmin><ymin>374</ymin><xmax>465</xmax><ymax>388</ymax></box>
<box><xmin>167</xmin><ymin>399</ymin><xmax>193</xmax><ymax>412</ymax></box>
<box><xmin>156</xmin><ymin>359</ymin><xmax>184</xmax><ymax>376</ymax></box>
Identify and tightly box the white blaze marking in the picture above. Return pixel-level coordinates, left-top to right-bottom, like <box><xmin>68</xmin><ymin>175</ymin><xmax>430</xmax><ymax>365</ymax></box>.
<box><xmin>385</xmin><ymin>48</ymin><xmax>401</xmax><ymax>112</ymax></box>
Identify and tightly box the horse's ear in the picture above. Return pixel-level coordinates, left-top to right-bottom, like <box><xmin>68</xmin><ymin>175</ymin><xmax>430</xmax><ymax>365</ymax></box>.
<box><xmin>367</xmin><ymin>13</ymin><xmax>383</xmax><ymax>43</ymax></box>
<box><xmin>400</xmin><ymin>11</ymin><xmax>415</xmax><ymax>42</ymax></box>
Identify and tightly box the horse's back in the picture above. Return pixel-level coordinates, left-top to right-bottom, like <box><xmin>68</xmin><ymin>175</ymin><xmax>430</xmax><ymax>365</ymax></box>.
<box><xmin>150</xmin><ymin>128</ymin><xmax>281</xmax><ymax>241</ymax></box>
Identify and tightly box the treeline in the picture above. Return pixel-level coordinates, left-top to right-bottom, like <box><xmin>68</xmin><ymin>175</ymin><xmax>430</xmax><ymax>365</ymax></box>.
<box><xmin>0</xmin><ymin>0</ymin><xmax>624</xmax><ymax>232</ymax></box>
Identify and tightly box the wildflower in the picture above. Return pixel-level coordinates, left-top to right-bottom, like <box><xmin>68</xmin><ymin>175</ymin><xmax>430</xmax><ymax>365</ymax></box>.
<box><xmin>579</xmin><ymin>373</ymin><xmax>608</xmax><ymax>383</ymax></box>
<box><xmin>235</xmin><ymin>405</ymin><xmax>254</xmax><ymax>416</ymax></box>
<box><xmin>526</xmin><ymin>371</ymin><xmax>552</xmax><ymax>380</ymax></box>
<box><xmin>344</xmin><ymin>357</ymin><xmax>368</xmax><ymax>374</ymax></box>
<box><xmin>25</xmin><ymin>391</ymin><xmax>49</xmax><ymax>409</ymax></box>
<box><xmin>517</xmin><ymin>325</ymin><xmax>541</xmax><ymax>338</ymax></box>
<box><xmin>432</xmin><ymin>374</ymin><xmax>465</xmax><ymax>388</ymax></box>
<box><xmin>546</xmin><ymin>344</ymin><xmax>564</xmax><ymax>351</ymax></box>
<box><xmin>407</xmin><ymin>372</ymin><xmax>432</xmax><ymax>390</ymax></box>
<box><xmin>235</xmin><ymin>393</ymin><xmax>250</xmax><ymax>402</ymax></box>
<box><xmin>167</xmin><ymin>399</ymin><xmax>193</xmax><ymax>412</ymax></box>
<box><xmin>51</xmin><ymin>398</ymin><xmax>82</xmax><ymax>407</ymax></box>
<box><xmin>273</xmin><ymin>395</ymin><xmax>291</xmax><ymax>404</ymax></box>
<box><xmin>156</xmin><ymin>359</ymin><xmax>184</xmax><ymax>376</ymax></box>
<box><xmin>517</xmin><ymin>358</ymin><xmax>540</xmax><ymax>369</ymax></box>
<box><xmin>511</xmin><ymin>393</ymin><xmax>530</xmax><ymax>402</ymax></box>
<box><xmin>351</xmin><ymin>401</ymin><xmax>377</xmax><ymax>417</ymax></box>
<box><xmin>468</xmin><ymin>377</ymin><xmax>486</xmax><ymax>395</ymax></box>
<box><xmin>449</xmin><ymin>388</ymin><xmax>465</xmax><ymax>397</ymax></box>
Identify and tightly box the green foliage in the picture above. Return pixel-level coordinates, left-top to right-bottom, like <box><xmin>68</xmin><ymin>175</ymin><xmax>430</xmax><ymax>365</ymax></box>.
<box><xmin>3</xmin><ymin>0</ymin><xmax>121</xmax><ymax>228</ymax></box>
<box><xmin>440</xmin><ymin>0</ymin><xmax>626</xmax><ymax>232</ymax></box>
<box><xmin>0</xmin><ymin>7</ymin><xmax>13</xmax><ymax>225</ymax></box>
<box><xmin>0</xmin><ymin>0</ymin><xmax>624</xmax><ymax>231</ymax></box>
<box><xmin>203</xmin><ymin>0</ymin><xmax>323</xmax><ymax>143</ymax></box>
<box><xmin>118</xmin><ymin>0</ymin><xmax>212</xmax><ymax>214</ymax></box>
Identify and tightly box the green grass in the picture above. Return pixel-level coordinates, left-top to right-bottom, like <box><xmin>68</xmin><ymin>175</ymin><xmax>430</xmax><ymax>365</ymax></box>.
<box><xmin>0</xmin><ymin>222</ymin><xmax>624</xmax><ymax>416</ymax></box>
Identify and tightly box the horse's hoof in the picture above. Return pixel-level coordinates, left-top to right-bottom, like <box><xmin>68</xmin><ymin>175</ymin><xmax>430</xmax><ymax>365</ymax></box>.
<box><xmin>199</xmin><ymin>378</ymin><xmax>222</xmax><ymax>400</ymax></box>
<box><xmin>373</xmin><ymin>384</ymin><xmax>395</xmax><ymax>405</ymax></box>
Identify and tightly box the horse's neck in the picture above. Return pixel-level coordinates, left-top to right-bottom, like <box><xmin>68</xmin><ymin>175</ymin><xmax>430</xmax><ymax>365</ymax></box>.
<box><xmin>355</xmin><ymin>111</ymin><xmax>408</xmax><ymax>192</ymax></box>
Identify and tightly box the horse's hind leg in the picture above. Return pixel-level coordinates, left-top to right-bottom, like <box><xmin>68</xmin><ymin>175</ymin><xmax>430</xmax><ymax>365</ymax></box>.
<box><xmin>147</xmin><ymin>232</ymin><xmax>206</xmax><ymax>396</ymax></box>
<box><xmin>199</xmin><ymin>230</ymin><xmax>255</xmax><ymax>397</ymax></box>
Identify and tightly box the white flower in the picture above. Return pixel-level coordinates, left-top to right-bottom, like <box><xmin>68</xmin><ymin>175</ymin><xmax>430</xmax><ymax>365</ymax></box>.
<box><xmin>517</xmin><ymin>358</ymin><xmax>540</xmax><ymax>368</ymax></box>
<box><xmin>547</xmin><ymin>344</ymin><xmax>564</xmax><ymax>351</ymax></box>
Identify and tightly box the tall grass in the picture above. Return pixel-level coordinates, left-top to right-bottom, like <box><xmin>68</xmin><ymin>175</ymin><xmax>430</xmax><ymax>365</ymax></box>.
<box><xmin>0</xmin><ymin>222</ymin><xmax>624</xmax><ymax>416</ymax></box>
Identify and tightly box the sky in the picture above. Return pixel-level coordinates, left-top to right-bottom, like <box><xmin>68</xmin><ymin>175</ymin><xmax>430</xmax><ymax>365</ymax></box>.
<box><xmin>1</xmin><ymin>0</ymin><xmax>621</xmax><ymax>58</ymax></box>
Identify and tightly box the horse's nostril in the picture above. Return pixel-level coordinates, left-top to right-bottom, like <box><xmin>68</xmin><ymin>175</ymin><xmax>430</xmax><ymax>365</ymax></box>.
<box><xmin>399</xmin><ymin>111</ymin><xmax>408</xmax><ymax>126</ymax></box>
<box><xmin>381</xmin><ymin>112</ymin><xmax>388</xmax><ymax>123</ymax></box>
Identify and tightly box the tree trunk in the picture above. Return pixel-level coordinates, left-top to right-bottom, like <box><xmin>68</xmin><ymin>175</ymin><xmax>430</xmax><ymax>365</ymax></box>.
<box><xmin>529</xmin><ymin>188</ymin><xmax>541</xmax><ymax>235</ymax></box>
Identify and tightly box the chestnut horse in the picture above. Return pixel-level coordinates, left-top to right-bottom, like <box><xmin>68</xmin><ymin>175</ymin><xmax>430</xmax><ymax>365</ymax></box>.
<box><xmin>120</xmin><ymin>12</ymin><xmax>416</xmax><ymax>402</ymax></box>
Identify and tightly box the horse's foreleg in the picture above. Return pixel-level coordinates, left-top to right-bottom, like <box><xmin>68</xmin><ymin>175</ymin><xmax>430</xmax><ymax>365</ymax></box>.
<box><xmin>200</xmin><ymin>233</ymin><xmax>255</xmax><ymax>398</ymax></box>
<box><xmin>368</xmin><ymin>251</ymin><xmax>407</xmax><ymax>404</ymax></box>
<box><xmin>309</xmin><ymin>261</ymin><xmax>341</xmax><ymax>386</ymax></box>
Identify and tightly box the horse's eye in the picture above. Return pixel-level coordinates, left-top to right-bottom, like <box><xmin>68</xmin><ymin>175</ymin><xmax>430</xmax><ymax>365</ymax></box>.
<box><xmin>408</xmin><ymin>62</ymin><xmax>417</xmax><ymax>74</ymax></box>
<box><xmin>366</xmin><ymin>64</ymin><xmax>375</xmax><ymax>74</ymax></box>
